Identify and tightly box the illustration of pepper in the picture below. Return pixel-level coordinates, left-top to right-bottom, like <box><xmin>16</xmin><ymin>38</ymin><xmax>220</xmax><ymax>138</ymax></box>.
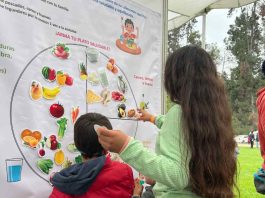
<box><xmin>57</xmin><ymin>117</ymin><xmax>68</xmax><ymax>140</ymax></box>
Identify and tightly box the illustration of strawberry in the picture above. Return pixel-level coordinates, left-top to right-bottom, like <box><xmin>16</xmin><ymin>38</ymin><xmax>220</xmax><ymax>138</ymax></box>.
<box><xmin>60</xmin><ymin>51</ymin><xmax>69</xmax><ymax>59</ymax></box>
<box><xmin>57</xmin><ymin>45</ymin><xmax>64</xmax><ymax>53</ymax></box>
<box><xmin>53</xmin><ymin>43</ymin><xmax>70</xmax><ymax>59</ymax></box>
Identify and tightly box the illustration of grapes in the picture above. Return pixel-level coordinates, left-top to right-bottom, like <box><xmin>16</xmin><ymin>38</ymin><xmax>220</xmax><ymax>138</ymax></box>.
<box><xmin>10</xmin><ymin>43</ymin><xmax>139</xmax><ymax>182</ymax></box>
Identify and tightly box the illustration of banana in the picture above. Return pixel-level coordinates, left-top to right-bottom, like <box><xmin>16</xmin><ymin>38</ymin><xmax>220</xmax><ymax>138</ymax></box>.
<box><xmin>42</xmin><ymin>86</ymin><xmax>61</xmax><ymax>100</ymax></box>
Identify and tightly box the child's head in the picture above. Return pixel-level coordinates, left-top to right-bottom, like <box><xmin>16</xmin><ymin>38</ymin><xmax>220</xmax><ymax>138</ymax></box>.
<box><xmin>164</xmin><ymin>45</ymin><xmax>217</xmax><ymax>103</ymax></box>
<box><xmin>74</xmin><ymin>113</ymin><xmax>112</xmax><ymax>159</ymax></box>
<box><xmin>125</xmin><ymin>19</ymin><xmax>134</xmax><ymax>33</ymax></box>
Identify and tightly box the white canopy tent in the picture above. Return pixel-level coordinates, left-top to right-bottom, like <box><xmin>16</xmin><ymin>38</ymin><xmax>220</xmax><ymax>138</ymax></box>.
<box><xmin>132</xmin><ymin>0</ymin><xmax>258</xmax><ymax>29</ymax></box>
<box><xmin>167</xmin><ymin>0</ymin><xmax>258</xmax><ymax>30</ymax></box>
<box><xmin>132</xmin><ymin>0</ymin><xmax>258</xmax><ymax>112</ymax></box>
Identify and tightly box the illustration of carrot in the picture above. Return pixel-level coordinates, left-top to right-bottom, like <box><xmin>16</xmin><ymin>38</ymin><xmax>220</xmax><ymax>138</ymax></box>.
<box><xmin>71</xmin><ymin>106</ymin><xmax>79</xmax><ymax>124</ymax></box>
<box><xmin>75</xmin><ymin>107</ymin><xmax>79</xmax><ymax>121</ymax></box>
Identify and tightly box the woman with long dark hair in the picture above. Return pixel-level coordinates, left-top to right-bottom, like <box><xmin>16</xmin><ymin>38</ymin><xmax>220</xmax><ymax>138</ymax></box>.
<box><xmin>98</xmin><ymin>45</ymin><xmax>237</xmax><ymax>198</ymax></box>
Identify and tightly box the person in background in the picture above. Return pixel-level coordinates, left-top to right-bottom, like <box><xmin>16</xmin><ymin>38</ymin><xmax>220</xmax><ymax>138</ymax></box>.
<box><xmin>235</xmin><ymin>142</ymin><xmax>240</xmax><ymax>159</ymax></box>
<box><xmin>256</xmin><ymin>133</ymin><xmax>260</xmax><ymax>148</ymax></box>
<box><xmin>256</xmin><ymin>60</ymin><xmax>265</xmax><ymax>169</ymax></box>
<box><xmin>97</xmin><ymin>45</ymin><xmax>237</xmax><ymax>198</ymax></box>
<box><xmin>49</xmin><ymin>113</ymin><xmax>134</xmax><ymax>198</ymax></box>
<box><xmin>249</xmin><ymin>130</ymin><xmax>255</xmax><ymax>149</ymax></box>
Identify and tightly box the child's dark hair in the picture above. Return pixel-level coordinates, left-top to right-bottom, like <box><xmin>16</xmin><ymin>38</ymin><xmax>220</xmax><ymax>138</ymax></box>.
<box><xmin>74</xmin><ymin>113</ymin><xmax>112</xmax><ymax>158</ymax></box>
<box><xmin>125</xmin><ymin>19</ymin><xmax>134</xmax><ymax>28</ymax></box>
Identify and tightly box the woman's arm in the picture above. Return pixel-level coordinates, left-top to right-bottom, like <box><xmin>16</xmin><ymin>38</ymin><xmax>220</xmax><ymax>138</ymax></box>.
<box><xmin>120</xmin><ymin>139</ymin><xmax>189</xmax><ymax>190</ymax></box>
<box><xmin>137</xmin><ymin>109</ymin><xmax>165</xmax><ymax>129</ymax></box>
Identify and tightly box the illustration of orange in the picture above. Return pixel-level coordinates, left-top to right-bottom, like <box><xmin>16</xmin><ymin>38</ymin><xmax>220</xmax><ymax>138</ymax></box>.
<box><xmin>21</xmin><ymin>129</ymin><xmax>32</xmax><ymax>139</ymax></box>
<box><xmin>22</xmin><ymin>135</ymin><xmax>36</xmax><ymax>143</ymax></box>
<box><xmin>29</xmin><ymin>138</ymin><xmax>38</xmax><ymax>148</ymax></box>
<box><xmin>56</xmin><ymin>74</ymin><xmax>66</xmax><ymax>85</ymax></box>
<box><xmin>22</xmin><ymin>136</ymin><xmax>38</xmax><ymax>148</ymax></box>
<box><xmin>32</xmin><ymin>131</ymin><xmax>42</xmax><ymax>141</ymax></box>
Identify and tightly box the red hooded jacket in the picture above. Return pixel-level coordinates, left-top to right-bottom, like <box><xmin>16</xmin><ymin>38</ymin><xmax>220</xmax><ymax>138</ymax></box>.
<box><xmin>49</xmin><ymin>155</ymin><xmax>134</xmax><ymax>198</ymax></box>
<box><xmin>256</xmin><ymin>88</ymin><xmax>265</xmax><ymax>168</ymax></box>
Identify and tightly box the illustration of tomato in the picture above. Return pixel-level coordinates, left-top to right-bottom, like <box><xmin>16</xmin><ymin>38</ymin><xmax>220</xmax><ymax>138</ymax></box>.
<box><xmin>49</xmin><ymin>103</ymin><xmax>64</xmax><ymax>118</ymax></box>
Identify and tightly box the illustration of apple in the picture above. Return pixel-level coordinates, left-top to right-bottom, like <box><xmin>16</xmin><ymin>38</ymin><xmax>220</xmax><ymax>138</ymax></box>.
<box><xmin>65</xmin><ymin>75</ymin><xmax>73</xmax><ymax>86</ymax></box>
<box><xmin>50</xmin><ymin>103</ymin><xmax>64</xmax><ymax>118</ymax></box>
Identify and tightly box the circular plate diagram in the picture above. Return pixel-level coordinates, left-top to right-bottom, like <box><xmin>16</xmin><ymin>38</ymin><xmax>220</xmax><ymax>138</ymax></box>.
<box><xmin>10</xmin><ymin>43</ymin><xmax>138</xmax><ymax>182</ymax></box>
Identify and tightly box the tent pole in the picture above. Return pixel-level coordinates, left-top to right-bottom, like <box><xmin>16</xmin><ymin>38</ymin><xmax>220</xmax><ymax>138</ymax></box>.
<box><xmin>162</xmin><ymin>0</ymin><xmax>168</xmax><ymax>114</ymax></box>
<box><xmin>202</xmin><ymin>13</ymin><xmax>206</xmax><ymax>49</ymax></box>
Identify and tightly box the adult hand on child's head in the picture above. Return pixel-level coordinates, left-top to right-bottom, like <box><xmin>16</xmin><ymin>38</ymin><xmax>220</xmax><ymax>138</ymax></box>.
<box><xmin>97</xmin><ymin>127</ymin><xmax>130</xmax><ymax>153</ymax></box>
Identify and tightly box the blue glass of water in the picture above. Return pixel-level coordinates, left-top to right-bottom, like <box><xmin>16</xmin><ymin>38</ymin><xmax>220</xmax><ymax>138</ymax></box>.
<box><xmin>5</xmin><ymin>158</ymin><xmax>23</xmax><ymax>182</ymax></box>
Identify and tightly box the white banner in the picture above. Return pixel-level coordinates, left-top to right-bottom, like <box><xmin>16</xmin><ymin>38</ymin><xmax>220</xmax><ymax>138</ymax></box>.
<box><xmin>0</xmin><ymin>0</ymin><xmax>162</xmax><ymax>197</ymax></box>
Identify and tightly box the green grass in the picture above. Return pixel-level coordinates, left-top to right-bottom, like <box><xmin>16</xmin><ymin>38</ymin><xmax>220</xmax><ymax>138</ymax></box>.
<box><xmin>237</xmin><ymin>146</ymin><xmax>264</xmax><ymax>197</ymax></box>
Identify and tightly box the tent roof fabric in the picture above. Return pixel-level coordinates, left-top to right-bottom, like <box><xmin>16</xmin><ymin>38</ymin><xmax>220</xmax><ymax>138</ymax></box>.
<box><xmin>168</xmin><ymin>0</ymin><xmax>257</xmax><ymax>30</ymax></box>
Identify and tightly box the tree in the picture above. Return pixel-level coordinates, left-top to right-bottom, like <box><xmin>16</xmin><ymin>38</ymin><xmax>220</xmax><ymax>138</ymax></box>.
<box><xmin>224</xmin><ymin>2</ymin><xmax>265</xmax><ymax>134</ymax></box>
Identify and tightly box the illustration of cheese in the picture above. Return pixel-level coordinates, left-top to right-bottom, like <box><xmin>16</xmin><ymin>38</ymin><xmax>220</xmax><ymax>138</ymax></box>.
<box><xmin>86</xmin><ymin>90</ymin><xmax>102</xmax><ymax>104</ymax></box>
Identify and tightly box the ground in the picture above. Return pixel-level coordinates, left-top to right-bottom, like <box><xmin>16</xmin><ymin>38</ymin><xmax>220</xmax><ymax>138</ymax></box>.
<box><xmin>237</xmin><ymin>144</ymin><xmax>264</xmax><ymax>197</ymax></box>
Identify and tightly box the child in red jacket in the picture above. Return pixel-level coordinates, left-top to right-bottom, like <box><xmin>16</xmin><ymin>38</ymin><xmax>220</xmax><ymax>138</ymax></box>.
<box><xmin>49</xmin><ymin>113</ymin><xmax>134</xmax><ymax>198</ymax></box>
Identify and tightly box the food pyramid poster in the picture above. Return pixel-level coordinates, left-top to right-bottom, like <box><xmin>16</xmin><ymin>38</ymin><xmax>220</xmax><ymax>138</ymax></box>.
<box><xmin>0</xmin><ymin>0</ymin><xmax>162</xmax><ymax>196</ymax></box>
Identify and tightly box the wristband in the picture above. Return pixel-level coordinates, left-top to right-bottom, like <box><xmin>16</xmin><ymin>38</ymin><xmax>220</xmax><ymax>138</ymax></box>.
<box><xmin>150</xmin><ymin>115</ymin><xmax>156</xmax><ymax>124</ymax></box>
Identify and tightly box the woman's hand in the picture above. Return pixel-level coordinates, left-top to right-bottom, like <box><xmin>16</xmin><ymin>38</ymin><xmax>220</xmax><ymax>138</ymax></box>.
<box><xmin>97</xmin><ymin>127</ymin><xmax>130</xmax><ymax>153</ymax></box>
<box><xmin>137</xmin><ymin>109</ymin><xmax>155</xmax><ymax>123</ymax></box>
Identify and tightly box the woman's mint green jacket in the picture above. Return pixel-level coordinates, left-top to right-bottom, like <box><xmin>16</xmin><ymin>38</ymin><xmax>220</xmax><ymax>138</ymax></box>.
<box><xmin>120</xmin><ymin>105</ymin><xmax>201</xmax><ymax>198</ymax></box>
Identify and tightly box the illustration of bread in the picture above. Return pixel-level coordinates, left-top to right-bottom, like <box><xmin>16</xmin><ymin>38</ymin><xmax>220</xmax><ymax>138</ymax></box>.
<box><xmin>30</xmin><ymin>81</ymin><xmax>43</xmax><ymax>100</ymax></box>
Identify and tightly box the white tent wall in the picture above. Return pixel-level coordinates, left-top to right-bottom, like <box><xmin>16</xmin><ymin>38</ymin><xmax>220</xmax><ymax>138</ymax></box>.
<box><xmin>132</xmin><ymin>0</ymin><xmax>168</xmax><ymax>113</ymax></box>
